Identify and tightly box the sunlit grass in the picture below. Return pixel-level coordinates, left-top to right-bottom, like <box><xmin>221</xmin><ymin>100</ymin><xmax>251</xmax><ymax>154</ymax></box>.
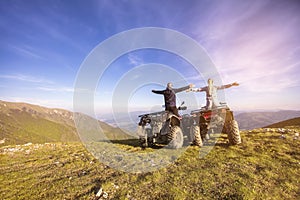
<box><xmin>1</xmin><ymin>128</ymin><xmax>299</xmax><ymax>199</ymax></box>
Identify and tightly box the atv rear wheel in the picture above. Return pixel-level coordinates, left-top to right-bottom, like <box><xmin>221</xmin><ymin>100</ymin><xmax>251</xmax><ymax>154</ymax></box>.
<box><xmin>190</xmin><ymin>125</ymin><xmax>203</xmax><ymax>146</ymax></box>
<box><xmin>226</xmin><ymin>120</ymin><xmax>241</xmax><ymax>145</ymax></box>
<box><xmin>167</xmin><ymin>126</ymin><xmax>183</xmax><ymax>149</ymax></box>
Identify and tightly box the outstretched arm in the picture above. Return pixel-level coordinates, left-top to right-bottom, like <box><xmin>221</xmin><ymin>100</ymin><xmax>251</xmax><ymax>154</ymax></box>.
<box><xmin>217</xmin><ymin>82</ymin><xmax>239</xmax><ymax>90</ymax></box>
<box><xmin>174</xmin><ymin>84</ymin><xmax>194</xmax><ymax>93</ymax></box>
<box><xmin>152</xmin><ymin>90</ymin><xmax>164</xmax><ymax>94</ymax></box>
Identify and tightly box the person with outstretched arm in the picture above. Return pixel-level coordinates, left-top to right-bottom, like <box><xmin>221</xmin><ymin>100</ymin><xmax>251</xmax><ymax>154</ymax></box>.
<box><xmin>189</xmin><ymin>78</ymin><xmax>239</xmax><ymax>109</ymax></box>
<box><xmin>152</xmin><ymin>82</ymin><xmax>194</xmax><ymax>117</ymax></box>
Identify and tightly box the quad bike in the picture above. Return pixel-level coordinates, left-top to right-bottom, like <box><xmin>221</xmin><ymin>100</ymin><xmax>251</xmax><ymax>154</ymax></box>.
<box><xmin>137</xmin><ymin>102</ymin><xmax>187</xmax><ymax>149</ymax></box>
<box><xmin>137</xmin><ymin>102</ymin><xmax>241</xmax><ymax>148</ymax></box>
<box><xmin>188</xmin><ymin>103</ymin><xmax>241</xmax><ymax>146</ymax></box>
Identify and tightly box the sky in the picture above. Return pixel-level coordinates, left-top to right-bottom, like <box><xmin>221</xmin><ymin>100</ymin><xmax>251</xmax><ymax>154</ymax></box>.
<box><xmin>1</xmin><ymin>0</ymin><xmax>300</xmax><ymax>115</ymax></box>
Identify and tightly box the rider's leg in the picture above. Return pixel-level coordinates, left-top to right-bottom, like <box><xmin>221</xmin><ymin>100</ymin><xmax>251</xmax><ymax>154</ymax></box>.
<box><xmin>206</xmin><ymin>97</ymin><xmax>212</xmax><ymax>110</ymax></box>
<box><xmin>170</xmin><ymin>106</ymin><xmax>179</xmax><ymax>117</ymax></box>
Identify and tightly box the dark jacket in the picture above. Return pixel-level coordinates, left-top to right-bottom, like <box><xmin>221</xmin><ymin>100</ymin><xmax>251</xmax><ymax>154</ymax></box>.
<box><xmin>152</xmin><ymin>85</ymin><xmax>189</xmax><ymax>107</ymax></box>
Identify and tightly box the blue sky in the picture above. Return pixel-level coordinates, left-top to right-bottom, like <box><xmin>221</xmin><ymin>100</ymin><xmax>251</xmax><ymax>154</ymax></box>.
<box><xmin>1</xmin><ymin>0</ymin><xmax>300</xmax><ymax>114</ymax></box>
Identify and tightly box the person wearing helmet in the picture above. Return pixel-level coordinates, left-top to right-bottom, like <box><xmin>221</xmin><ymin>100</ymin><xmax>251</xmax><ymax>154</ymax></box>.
<box><xmin>190</xmin><ymin>78</ymin><xmax>239</xmax><ymax>109</ymax></box>
<box><xmin>152</xmin><ymin>83</ymin><xmax>194</xmax><ymax>116</ymax></box>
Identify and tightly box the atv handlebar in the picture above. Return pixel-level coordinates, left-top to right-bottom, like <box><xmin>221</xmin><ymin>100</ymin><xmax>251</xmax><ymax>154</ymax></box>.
<box><xmin>138</xmin><ymin>106</ymin><xmax>187</xmax><ymax>118</ymax></box>
<box><xmin>138</xmin><ymin>110</ymin><xmax>165</xmax><ymax>118</ymax></box>
<box><xmin>178</xmin><ymin>106</ymin><xmax>187</xmax><ymax>110</ymax></box>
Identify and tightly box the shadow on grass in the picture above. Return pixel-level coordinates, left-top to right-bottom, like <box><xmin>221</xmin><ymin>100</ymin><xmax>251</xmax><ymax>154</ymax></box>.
<box><xmin>99</xmin><ymin>138</ymin><xmax>197</xmax><ymax>150</ymax></box>
<box><xmin>98</xmin><ymin>135</ymin><xmax>235</xmax><ymax>150</ymax></box>
<box><xmin>99</xmin><ymin>139</ymin><xmax>140</xmax><ymax>147</ymax></box>
<box><xmin>214</xmin><ymin>142</ymin><xmax>230</xmax><ymax>148</ymax></box>
<box><xmin>98</xmin><ymin>138</ymin><xmax>165</xmax><ymax>149</ymax></box>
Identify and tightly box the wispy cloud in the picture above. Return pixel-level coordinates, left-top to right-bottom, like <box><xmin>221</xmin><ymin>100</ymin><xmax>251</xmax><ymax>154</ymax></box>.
<box><xmin>128</xmin><ymin>54</ymin><xmax>144</xmax><ymax>66</ymax></box>
<box><xmin>43</xmin><ymin>85</ymin><xmax>111</xmax><ymax>94</ymax></box>
<box><xmin>0</xmin><ymin>74</ymin><xmax>54</xmax><ymax>84</ymax></box>
<box><xmin>36</xmin><ymin>86</ymin><xmax>74</xmax><ymax>93</ymax></box>
<box><xmin>9</xmin><ymin>45</ymin><xmax>44</xmax><ymax>60</ymax></box>
<box><xmin>0</xmin><ymin>74</ymin><xmax>77</xmax><ymax>94</ymax></box>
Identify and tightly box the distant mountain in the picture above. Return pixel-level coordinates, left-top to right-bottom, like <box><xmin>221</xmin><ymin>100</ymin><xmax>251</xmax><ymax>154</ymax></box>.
<box><xmin>98</xmin><ymin>111</ymin><xmax>147</xmax><ymax>133</ymax></box>
<box><xmin>99</xmin><ymin>109</ymin><xmax>300</xmax><ymax>131</ymax></box>
<box><xmin>264</xmin><ymin>117</ymin><xmax>300</xmax><ymax>128</ymax></box>
<box><xmin>235</xmin><ymin>110</ymin><xmax>300</xmax><ymax>130</ymax></box>
<box><xmin>0</xmin><ymin>100</ymin><xmax>132</xmax><ymax>146</ymax></box>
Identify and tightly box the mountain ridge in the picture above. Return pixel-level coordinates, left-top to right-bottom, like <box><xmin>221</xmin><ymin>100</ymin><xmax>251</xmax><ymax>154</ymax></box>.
<box><xmin>99</xmin><ymin>108</ymin><xmax>300</xmax><ymax>131</ymax></box>
<box><xmin>235</xmin><ymin>110</ymin><xmax>300</xmax><ymax>130</ymax></box>
<box><xmin>1</xmin><ymin>100</ymin><xmax>300</xmax><ymax>146</ymax></box>
<box><xmin>264</xmin><ymin>117</ymin><xmax>300</xmax><ymax>128</ymax></box>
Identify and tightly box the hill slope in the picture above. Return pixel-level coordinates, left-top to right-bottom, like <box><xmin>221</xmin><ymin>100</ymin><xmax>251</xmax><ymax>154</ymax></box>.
<box><xmin>0</xmin><ymin>100</ymin><xmax>132</xmax><ymax>146</ymax></box>
<box><xmin>264</xmin><ymin>117</ymin><xmax>300</xmax><ymax>128</ymax></box>
<box><xmin>235</xmin><ymin>110</ymin><xmax>300</xmax><ymax>130</ymax></box>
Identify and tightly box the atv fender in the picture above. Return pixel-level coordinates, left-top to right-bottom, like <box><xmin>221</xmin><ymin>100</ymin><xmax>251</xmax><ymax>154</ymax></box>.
<box><xmin>168</xmin><ymin>114</ymin><xmax>181</xmax><ymax>127</ymax></box>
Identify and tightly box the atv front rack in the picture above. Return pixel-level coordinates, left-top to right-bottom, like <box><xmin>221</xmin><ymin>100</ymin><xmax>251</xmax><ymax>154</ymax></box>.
<box><xmin>190</xmin><ymin>103</ymin><xmax>229</xmax><ymax>115</ymax></box>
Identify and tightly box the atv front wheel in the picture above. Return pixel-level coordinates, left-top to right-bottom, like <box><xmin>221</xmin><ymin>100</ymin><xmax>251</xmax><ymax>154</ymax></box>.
<box><xmin>190</xmin><ymin>125</ymin><xmax>203</xmax><ymax>146</ymax></box>
<box><xmin>139</xmin><ymin>136</ymin><xmax>147</xmax><ymax>148</ymax></box>
<box><xmin>167</xmin><ymin>126</ymin><xmax>183</xmax><ymax>149</ymax></box>
<box><xmin>226</xmin><ymin>120</ymin><xmax>241</xmax><ymax>145</ymax></box>
<box><xmin>137</xmin><ymin>126</ymin><xmax>147</xmax><ymax>148</ymax></box>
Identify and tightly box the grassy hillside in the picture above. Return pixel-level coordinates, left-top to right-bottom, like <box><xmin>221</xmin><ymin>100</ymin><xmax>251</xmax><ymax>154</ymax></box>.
<box><xmin>0</xmin><ymin>100</ymin><xmax>133</xmax><ymax>147</ymax></box>
<box><xmin>264</xmin><ymin>117</ymin><xmax>300</xmax><ymax>128</ymax></box>
<box><xmin>0</xmin><ymin>107</ymin><xmax>79</xmax><ymax>146</ymax></box>
<box><xmin>0</xmin><ymin>100</ymin><xmax>75</xmax><ymax>127</ymax></box>
<box><xmin>1</xmin><ymin>128</ymin><xmax>299</xmax><ymax>199</ymax></box>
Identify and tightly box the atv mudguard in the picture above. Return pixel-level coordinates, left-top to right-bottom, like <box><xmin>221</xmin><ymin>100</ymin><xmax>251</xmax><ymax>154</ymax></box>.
<box><xmin>166</xmin><ymin>113</ymin><xmax>181</xmax><ymax>127</ymax></box>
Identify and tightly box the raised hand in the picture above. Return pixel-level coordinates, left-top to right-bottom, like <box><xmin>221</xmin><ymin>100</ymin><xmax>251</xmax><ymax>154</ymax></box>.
<box><xmin>186</xmin><ymin>88</ymin><xmax>192</xmax><ymax>92</ymax></box>
<box><xmin>189</xmin><ymin>83</ymin><xmax>195</xmax><ymax>88</ymax></box>
<box><xmin>231</xmin><ymin>82</ymin><xmax>239</xmax><ymax>86</ymax></box>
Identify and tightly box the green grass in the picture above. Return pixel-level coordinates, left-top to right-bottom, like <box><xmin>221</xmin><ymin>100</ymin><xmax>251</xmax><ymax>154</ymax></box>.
<box><xmin>1</xmin><ymin>129</ymin><xmax>299</xmax><ymax>200</ymax></box>
<box><xmin>0</xmin><ymin>111</ymin><xmax>79</xmax><ymax>146</ymax></box>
